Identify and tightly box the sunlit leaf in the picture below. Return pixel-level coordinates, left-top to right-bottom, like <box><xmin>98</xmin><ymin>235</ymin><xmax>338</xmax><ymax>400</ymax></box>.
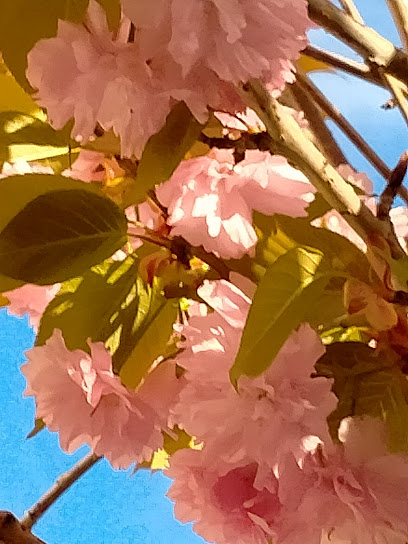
<box><xmin>37</xmin><ymin>256</ymin><xmax>140</xmax><ymax>349</ymax></box>
<box><xmin>0</xmin><ymin>73</ymin><xmax>42</xmax><ymax>117</ymax></box>
<box><xmin>230</xmin><ymin>246</ymin><xmax>333</xmax><ymax>384</ymax></box>
<box><xmin>254</xmin><ymin>213</ymin><xmax>371</xmax><ymax>283</ymax></box>
<box><xmin>296</xmin><ymin>54</ymin><xmax>332</xmax><ymax>73</ymax></box>
<box><xmin>0</xmin><ymin>111</ymin><xmax>71</xmax><ymax>162</ymax></box>
<box><xmin>133</xmin><ymin>102</ymin><xmax>203</xmax><ymax>205</ymax></box>
<box><xmin>118</xmin><ymin>278</ymin><xmax>179</xmax><ymax>389</ymax></box>
<box><xmin>0</xmin><ymin>1</ymin><xmax>88</xmax><ymax>89</ymax></box>
<box><xmin>315</xmin><ymin>342</ymin><xmax>408</xmax><ymax>452</ymax></box>
<box><xmin>0</xmin><ymin>174</ymin><xmax>127</xmax><ymax>284</ymax></box>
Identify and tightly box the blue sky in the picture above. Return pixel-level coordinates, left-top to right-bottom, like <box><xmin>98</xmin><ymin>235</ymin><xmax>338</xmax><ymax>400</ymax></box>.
<box><xmin>0</xmin><ymin>1</ymin><xmax>407</xmax><ymax>543</ymax></box>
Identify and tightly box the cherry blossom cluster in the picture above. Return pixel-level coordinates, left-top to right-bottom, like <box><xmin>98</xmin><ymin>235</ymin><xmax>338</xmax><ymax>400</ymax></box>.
<box><xmin>3</xmin><ymin>1</ymin><xmax>408</xmax><ymax>541</ymax></box>
<box><xmin>17</xmin><ymin>278</ymin><xmax>408</xmax><ymax>544</ymax></box>
<box><xmin>26</xmin><ymin>0</ymin><xmax>311</xmax><ymax>157</ymax></box>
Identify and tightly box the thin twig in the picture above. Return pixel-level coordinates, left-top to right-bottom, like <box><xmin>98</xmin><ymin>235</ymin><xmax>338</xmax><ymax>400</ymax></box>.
<box><xmin>295</xmin><ymin>72</ymin><xmax>390</xmax><ymax>179</ymax></box>
<box><xmin>21</xmin><ymin>453</ymin><xmax>101</xmax><ymax>530</ymax></box>
<box><xmin>378</xmin><ymin>151</ymin><xmax>408</xmax><ymax>219</ymax></box>
<box><xmin>290</xmin><ymin>78</ymin><xmax>347</xmax><ymax>166</ymax></box>
<box><xmin>386</xmin><ymin>0</ymin><xmax>408</xmax><ymax>53</ymax></box>
<box><xmin>238</xmin><ymin>79</ymin><xmax>405</xmax><ymax>259</ymax></box>
<box><xmin>294</xmin><ymin>72</ymin><xmax>408</xmax><ymax>206</ymax></box>
<box><xmin>129</xmin><ymin>232</ymin><xmax>172</xmax><ymax>249</ymax></box>
<box><xmin>302</xmin><ymin>44</ymin><xmax>382</xmax><ymax>85</ymax></box>
<box><xmin>308</xmin><ymin>0</ymin><xmax>408</xmax><ymax>89</ymax></box>
<box><xmin>338</xmin><ymin>0</ymin><xmax>364</xmax><ymax>24</ymax></box>
<box><xmin>382</xmin><ymin>71</ymin><xmax>408</xmax><ymax>126</ymax></box>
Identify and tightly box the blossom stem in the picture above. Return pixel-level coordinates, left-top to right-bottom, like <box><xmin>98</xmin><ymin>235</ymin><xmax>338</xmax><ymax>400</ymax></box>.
<box><xmin>238</xmin><ymin>79</ymin><xmax>405</xmax><ymax>258</ymax></box>
<box><xmin>128</xmin><ymin>232</ymin><xmax>172</xmax><ymax>249</ymax></box>
<box><xmin>20</xmin><ymin>453</ymin><xmax>101</xmax><ymax>530</ymax></box>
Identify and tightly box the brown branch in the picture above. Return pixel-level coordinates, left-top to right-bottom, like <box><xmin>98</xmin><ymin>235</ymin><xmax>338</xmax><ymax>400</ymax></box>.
<box><xmin>338</xmin><ymin>0</ymin><xmax>364</xmax><ymax>24</ymax></box>
<box><xmin>294</xmin><ymin>72</ymin><xmax>408</xmax><ymax>207</ymax></box>
<box><xmin>290</xmin><ymin>79</ymin><xmax>347</xmax><ymax>166</ymax></box>
<box><xmin>198</xmin><ymin>132</ymin><xmax>271</xmax><ymax>152</ymax></box>
<box><xmin>307</xmin><ymin>0</ymin><xmax>408</xmax><ymax>88</ymax></box>
<box><xmin>386</xmin><ymin>0</ymin><xmax>408</xmax><ymax>53</ymax></box>
<box><xmin>382</xmin><ymin>71</ymin><xmax>408</xmax><ymax>126</ymax></box>
<box><xmin>295</xmin><ymin>72</ymin><xmax>391</xmax><ymax>179</ymax></box>
<box><xmin>21</xmin><ymin>453</ymin><xmax>101</xmax><ymax>530</ymax></box>
<box><xmin>0</xmin><ymin>512</ymin><xmax>47</xmax><ymax>544</ymax></box>
<box><xmin>378</xmin><ymin>151</ymin><xmax>408</xmax><ymax>219</ymax></box>
<box><xmin>238</xmin><ymin>79</ymin><xmax>405</xmax><ymax>259</ymax></box>
<box><xmin>302</xmin><ymin>44</ymin><xmax>382</xmax><ymax>85</ymax></box>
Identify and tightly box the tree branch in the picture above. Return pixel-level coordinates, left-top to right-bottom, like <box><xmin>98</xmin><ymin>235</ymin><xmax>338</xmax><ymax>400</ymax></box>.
<box><xmin>238</xmin><ymin>79</ymin><xmax>405</xmax><ymax>259</ymax></box>
<box><xmin>0</xmin><ymin>512</ymin><xmax>47</xmax><ymax>544</ymax></box>
<box><xmin>338</xmin><ymin>0</ymin><xmax>364</xmax><ymax>24</ymax></box>
<box><xmin>295</xmin><ymin>72</ymin><xmax>390</xmax><ymax>179</ymax></box>
<box><xmin>294</xmin><ymin>72</ymin><xmax>408</xmax><ymax>206</ymax></box>
<box><xmin>378</xmin><ymin>150</ymin><xmax>408</xmax><ymax>219</ymax></box>
<box><xmin>302</xmin><ymin>44</ymin><xmax>382</xmax><ymax>85</ymax></box>
<box><xmin>21</xmin><ymin>453</ymin><xmax>101</xmax><ymax>531</ymax></box>
<box><xmin>307</xmin><ymin>0</ymin><xmax>408</xmax><ymax>88</ymax></box>
<box><xmin>386</xmin><ymin>0</ymin><xmax>408</xmax><ymax>53</ymax></box>
<box><xmin>382</xmin><ymin>71</ymin><xmax>408</xmax><ymax>126</ymax></box>
<box><xmin>290</xmin><ymin>78</ymin><xmax>347</xmax><ymax>166</ymax></box>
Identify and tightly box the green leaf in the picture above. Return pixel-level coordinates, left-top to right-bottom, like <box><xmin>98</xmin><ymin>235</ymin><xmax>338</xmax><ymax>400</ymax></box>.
<box><xmin>37</xmin><ymin>256</ymin><xmax>140</xmax><ymax>349</ymax></box>
<box><xmin>305</xmin><ymin>286</ymin><xmax>347</xmax><ymax>329</ymax></box>
<box><xmin>133</xmin><ymin>102</ymin><xmax>203</xmax><ymax>205</ymax></box>
<box><xmin>37</xmin><ymin>253</ymin><xmax>179</xmax><ymax>390</ymax></box>
<box><xmin>26</xmin><ymin>418</ymin><xmax>46</xmax><ymax>439</ymax></box>
<box><xmin>137</xmin><ymin>427</ymin><xmax>194</xmax><ymax>471</ymax></box>
<box><xmin>0</xmin><ymin>73</ymin><xmax>41</xmax><ymax>116</ymax></box>
<box><xmin>0</xmin><ymin>174</ymin><xmax>127</xmax><ymax>284</ymax></box>
<box><xmin>118</xmin><ymin>278</ymin><xmax>179</xmax><ymax>389</ymax></box>
<box><xmin>254</xmin><ymin>213</ymin><xmax>371</xmax><ymax>283</ymax></box>
<box><xmin>305</xmin><ymin>193</ymin><xmax>332</xmax><ymax>221</ymax></box>
<box><xmin>0</xmin><ymin>1</ymin><xmax>89</xmax><ymax>90</ymax></box>
<box><xmin>0</xmin><ymin>111</ymin><xmax>71</xmax><ymax>162</ymax></box>
<box><xmin>315</xmin><ymin>342</ymin><xmax>408</xmax><ymax>452</ymax></box>
<box><xmin>230</xmin><ymin>246</ymin><xmax>333</xmax><ymax>384</ymax></box>
<box><xmin>321</xmin><ymin>326</ymin><xmax>370</xmax><ymax>345</ymax></box>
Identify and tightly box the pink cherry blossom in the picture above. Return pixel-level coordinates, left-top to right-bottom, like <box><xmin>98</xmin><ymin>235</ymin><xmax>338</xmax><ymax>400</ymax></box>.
<box><xmin>1</xmin><ymin>160</ymin><xmax>53</xmax><ymax>177</ymax></box>
<box><xmin>172</xmin><ymin>280</ymin><xmax>335</xmax><ymax>474</ymax></box>
<box><xmin>157</xmin><ymin>149</ymin><xmax>315</xmax><ymax>259</ymax></box>
<box><xmin>26</xmin><ymin>1</ymin><xmax>173</xmax><ymax>158</ymax></box>
<box><xmin>22</xmin><ymin>329</ymin><xmax>180</xmax><ymax>469</ymax></box>
<box><xmin>62</xmin><ymin>149</ymin><xmax>107</xmax><ymax>182</ymax></box>
<box><xmin>122</xmin><ymin>0</ymin><xmax>311</xmax><ymax>90</ymax></box>
<box><xmin>279</xmin><ymin>417</ymin><xmax>408</xmax><ymax>544</ymax></box>
<box><xmin>4</xmin><ymin>283</ymin><xmax>60</xmax><ymax>330</ymax></box>
<box><xmin>167</xmin><ymin>449</ymin><xmax>305</xmax><ymax>544</ymax></box>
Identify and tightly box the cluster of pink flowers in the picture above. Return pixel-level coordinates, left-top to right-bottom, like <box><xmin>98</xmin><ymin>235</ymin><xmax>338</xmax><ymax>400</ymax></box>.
<box><xmin>17</xmin><ymin>277</ymin><xmax>408</xmax><ymax>544</ymax></box>
<box><xmin>165</xmin><ymin>281</ymin><xmax>408</xmax><ymax>544</ymax></box>
<box><xmin>22</xmin><ymin>330</ymin><xmax>180</xmax><ymax>469</ymax></box>
<box><xmin>26</xmin><ymin>0</ymin><xmax>311</xmax><ymax>157</ymax></box>
<box><xmin>157</xmin><ymin>149</ymin><xmax>315</xmax><ymax>258</ymax></box>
